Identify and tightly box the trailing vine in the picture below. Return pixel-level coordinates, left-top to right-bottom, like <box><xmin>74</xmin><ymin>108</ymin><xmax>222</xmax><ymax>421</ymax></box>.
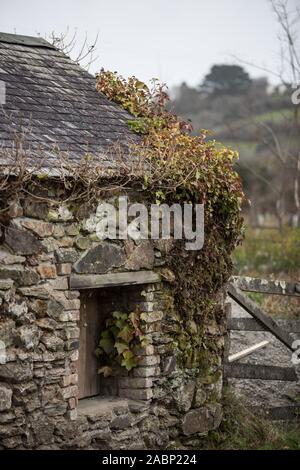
<box><xmin>96</xmin><ymin>70</ymin><xmax>245</xmax><ymax>369</ymax></box>
<box><xmin>0</xmin><ymin>70</ymin><xmax>245</xmax><ymax>372</ymax></box>
<box><xmin>95</xmin><ymin>310</ymin><xmax>148</xmax><ymax>373</ymax></box>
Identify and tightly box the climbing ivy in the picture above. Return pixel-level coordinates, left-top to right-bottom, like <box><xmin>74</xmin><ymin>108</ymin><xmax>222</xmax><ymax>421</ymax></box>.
<box><xmin>96</xmin><ymin>70</ymin><xmax>245</xmax><ymax>370</ymax></box>
<box><xmin>96</xmin><ymin>310</ymin><xmax>148</xmax><ymax>373</ymax></box>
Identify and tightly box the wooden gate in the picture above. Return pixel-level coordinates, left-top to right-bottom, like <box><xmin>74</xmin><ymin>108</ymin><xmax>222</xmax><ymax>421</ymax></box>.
<box><xmin>224</xmin><ymin>276</ymin><xmax>300</xmax><ymax>420</ymax></box>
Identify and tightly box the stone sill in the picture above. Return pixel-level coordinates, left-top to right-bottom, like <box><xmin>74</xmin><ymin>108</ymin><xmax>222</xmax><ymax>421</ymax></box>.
<box><xmin>77</xmin><ymin>395</ymin><xmax>149</xmax><ymax>419</ymax></box>
<box><xmin>69</xmin><ymin>270</ymin><xmax>161</xmax><ymax>290</ymax></box>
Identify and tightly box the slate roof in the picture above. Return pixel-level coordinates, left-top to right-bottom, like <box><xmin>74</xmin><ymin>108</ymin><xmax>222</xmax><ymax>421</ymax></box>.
<box><xmin>0</xmin><ymin>32</ymin><xmax>139</xmax><ymax>170</ymax></box>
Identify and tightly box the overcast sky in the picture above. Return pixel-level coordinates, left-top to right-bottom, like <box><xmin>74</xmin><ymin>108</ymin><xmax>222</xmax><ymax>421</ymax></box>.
<box><xmin>0</xmin><ymin>0</ymin><xmax>298</xmax><ymax>88</ymax></box>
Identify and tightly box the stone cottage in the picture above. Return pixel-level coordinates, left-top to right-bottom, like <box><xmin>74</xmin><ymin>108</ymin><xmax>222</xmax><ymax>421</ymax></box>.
<box><xmin>0</xmin><ymin>32</ymin><xmax>230</xmax><ymax>449</ymax></box>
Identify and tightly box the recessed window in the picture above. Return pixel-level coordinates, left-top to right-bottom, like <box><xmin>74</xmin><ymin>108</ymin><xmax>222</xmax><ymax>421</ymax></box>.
<box><xmin>77</xmin><ymin>286</ymin><xmax>142</xmax><ymax>400</ymax></box>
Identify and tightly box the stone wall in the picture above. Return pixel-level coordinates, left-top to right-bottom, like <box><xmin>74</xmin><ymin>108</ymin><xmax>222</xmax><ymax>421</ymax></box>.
<box><xmin>0</xmin><ymin>198</ymin><xmax>226</xmax><ymax>449</ymax></box>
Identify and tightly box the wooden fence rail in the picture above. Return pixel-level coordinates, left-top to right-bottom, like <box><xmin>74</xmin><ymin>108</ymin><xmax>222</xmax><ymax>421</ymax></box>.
<box><xmin>225</xmin><ymin>277</ymin><xmax>300</xmax><ymax>420</ymax></box>
<box><xmin>229</xmin><ymin>318</ymin><xmax>300</xmax><ymax>333</ymax></box>
<box><xmin>224</xmin><ymin>363</ymin><xmax>298</xmax><ymax>381</ymax></box>
<box><xmin>227</xmin><ymin>284</ymin><xmax>295</xmax><ymax>351</ymax></box>
<box><xmin>231</xmin><ymin>276</ymin><xmax>300</xmax><ymax>297</ymax></box>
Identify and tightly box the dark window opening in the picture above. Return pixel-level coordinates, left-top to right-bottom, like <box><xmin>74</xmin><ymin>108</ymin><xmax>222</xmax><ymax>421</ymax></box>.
<box><xmin>78</xmin><ymin>285</ymin><xmax>142</xmax><ymax>400</ymax></box>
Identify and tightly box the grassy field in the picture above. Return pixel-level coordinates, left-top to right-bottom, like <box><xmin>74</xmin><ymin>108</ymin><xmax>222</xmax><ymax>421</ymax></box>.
<box><xmin>234</xmin><ymin>226</ymin><xmax>300</xmax><ymax>277</ymax></box>
<box><xmin>251</xmin><ymin>108</ymin><xmax>293</xmax><ymax>124</ymax></box>
<box><xmin>233</xmin><ymin>225</ymin><xmax>300</xmax><ymax>318</ymax></box>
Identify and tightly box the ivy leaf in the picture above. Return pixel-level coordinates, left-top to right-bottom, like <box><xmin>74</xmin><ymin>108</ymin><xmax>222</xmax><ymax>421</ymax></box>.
<box><xmin>140</xmin><ymin>312</ymin><xmax>148</xmax><ymax>322</ymax></box>
<box><xmin>129</xmin><ymin>311</ymin><xmax>140</xmax><ymax>330</ymax></box>
<box><xmin>110</xmin><ymin>325</ymin><xmax>119</xmax><ymax>340</ymax></box>
<box><xmin>139</xmin><ymin>335</ymin><xmax>150</xmax><ymax>349</ymax></box>
<box><xmin>121</xmin><ymin>350</ymin><xmax>137</xmax><ymax>371</ymax></box>
<box><xmin>121</xmin><ymin>356</ymin><xmax>137</xmax><ymax>371</ymax></box>
<box><xmin>112</xmin><ymin>311</ymin><xmax>127</xmax><ymax>320</ymax></box>
<box><xmin>118</xmin><ymin>324</ymin><xmax>134</xmax><ymax>343</ymax></box>
<box><xmin>135</xmin><ymin>80</ymin><xmax>146</xmax><ymax>89</ymax></box>
<box><xmin>97</xmin><ymin>366</ymin><xmax>113</xmax><ymax>377</ymax></box>
<box><xmin>37</xmin><ymin>173</ymin><xmax>48</xmax><ymax>180</ymax></box>
<box><xmin>115</xmin><ymin>341</ymin><xmax>129</xmax><ymax>355</ymax></box>
<box><xmin>95</xmin><ymin>347</ymin><xmax>103</xmax><ymax>357</ymax></box>
<box><xmin>99</xmin><ymin>332</ymin><xmax>114</xmax><ymax>355</ymax></box>
<box><xmin>122</xmin><ymin>349</ymin><xmax>134</xmax><ymax>360</ymax></box>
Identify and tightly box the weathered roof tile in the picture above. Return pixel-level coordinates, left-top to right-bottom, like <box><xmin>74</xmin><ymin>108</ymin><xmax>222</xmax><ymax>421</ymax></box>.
<box><xmin>0</xmin><ymin>32</ymin><xmax>139</xmax><ymax>169</ymax></box>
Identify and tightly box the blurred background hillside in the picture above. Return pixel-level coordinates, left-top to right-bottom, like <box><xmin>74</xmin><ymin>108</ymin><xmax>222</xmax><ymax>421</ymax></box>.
<box><xmin>168</xmin><ymin>1</ymin><xmax>300</xmax><ymax>292</ymax></box>
<box><xmin>170</xmin><ymin>66</ymin><xmax>298</xmax><ymax>230</ymax></box>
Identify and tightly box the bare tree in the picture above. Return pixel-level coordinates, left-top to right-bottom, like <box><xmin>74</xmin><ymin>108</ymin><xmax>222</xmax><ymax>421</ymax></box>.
<box><xmin>269</xmin><ymin>0</ymin><xmax>300</xmax><ymax>226</ymax></box>
<box><xmin>47</xmin><ymin>28</ymin><xmax>99</xmax><ymax>71</ymax></box>
<box><xmin>234</xmin><ymin>0</ymin><xmax>300</xmax><ymax>228</ymax></box>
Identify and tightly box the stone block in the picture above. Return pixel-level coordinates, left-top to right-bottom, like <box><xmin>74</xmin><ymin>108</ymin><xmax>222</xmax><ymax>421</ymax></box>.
<box><xmin>141</xmin><ymin>311</ymin><xmax>163</xmax><ymax>323</ymax></box>
<box><xmin>0</xmin><ymin>319</ymin><xmax>16</xmax><ymax>347</ymax></box>
<box><xmin>134</xmin><ymin>345</ymin><xmax>155</xmax><ymax>356</ymax></box>
<box><xmin>119</xmin><ymin>377</ymin><xmax>153</xmax><ymax>389</ymax></box>
<box><xmin>58</xmin><ymin>311</ymin><xmax>80</xmax><ymax>322</ymax></box>
<box><xmin>48</xmin><ymin>277</ymin><xmax>69</xmax><ymax>290</ymax></box>
<box><xmin>17</xmin><ymin>218</ymin><xmax>54</xmax><ymax>237</ymax></box>
<box><xmin>55</xmin><ymin>248</ymin><xmax>78</xmax><ymax>264</ymax></box>
<box><xmin>65</xmin><ymin>224</ymin><xmax>80</xmax><ymax>236</ymax></box>
<box><xmin>36</xmin><ymin>318</ymin><xmax>57</xmax><ymax>331</ymax></box>
<box><xmin>119</xmin><ymin>388</ymin><xmax>153</xmax><ymax>401</ymax></box>
<box><xmin>61</xmin><ymin>385</ymin><xmax>78</xmax><ymax>400</ymax></box>
<box><xmin>65</xmin><ymin>327</ymin><xmax>80</xmax><ymax>340</ymax></box>
<box><xmin>7</xmin><ymin>300</ymin><xmax>28</xmax><ymax>319</ymax></box>
<box><xmin>57</xmin><ymin>237</ymin><xmax>74</xmax><ymax>248</ymax></box>
<box><xmin>18</xmin><ymin>286</ymin><xmax>50</xmax><ymax>299</ymax></box>
<box><xmin>0</xmin><ymin>384</ymin><xmax>12</xmax><ymax>411</ymax></box>
<box><xmin>133</xmin><ymin>366</ymin><xmax>160</xmax><ymax>378</ymax></box>
<box><xmin>29</xmin><ymin>299</ymin><xmax>48</xmax><ymax>318</ymax></box>
<box><xmin>5</xmin><ymin>227</ymin><xmax>42</xmax><ymax>255</ymax></box>
<box><xmin>68</xmin><ymin>397</ymin><xmax>78</xmax><ymax>409</ymax></box>
<box><xmin>7</xmin><ymin>201</ymin><xmax>23</xmax><ymax>218</ymax></box>
<box><xmin>57</xmin><ymin>263</ymin><xmax>72</xmax><ymax>275</ymax></box>
<box><xmin>125</xmin><ymin>240</ymin><xmax>155</xmax><ymax>270</ymax></box>
<box><xmin>0</xmin><ymin>362</ymin><xmax>33</xmax><ymax>383</ymax></box>
<box><xmin>0</xmin><ymin>266</ymin><xmax>39</xmax><ymax>286</ymax></box>
<box><xmin>110</xmin><ymin>413</ymin><xmax>133</xmax><ymax>430</ymax></box>
<box><xmin>138</xmin><ymin>355</ymin><xmax>160</xmax><ymax>366</ymax></box>
<box><xmin>15</xmin><ymin>325</ymin><xmax>40</xmax><ymax>350</ymax></box>
<box><xmin>182</xmin><ymin>404</ymin><xmax>222</xmax><ymax>436</ymax></box>
<box><xmin>24</xmin><ymin>200</ymin><xmax>49</xmax><ymax>219</ymax></box>
<box><xmin>74</xmin><ymin>242</ymin><xmax>125</xmax><ymax>274</ymax></box>
<box><xmin>194</xmin><ymin>388</ymin><xmax>207</xmax><ymax>407</ymax></box>
<box><xmin>75</xmin><ymin>237</ymin><xmax>91</xmax><ymax>251</ymax></box>
<box><xmin>62</xmin><ymin>374</ymin><xmax>78</xmax><ymax>387</ymax></box>
<box><xmin>40</xmin><ymin>333</ymin><xmax>64</xmax><ymax>352</ymax></box>
<box><xmin>161</xmin><ymin>355</ymin><xmax>177</xmax><ymax>375</ymax></box>
<box><xmin>0</xmin><ymin>279</ymin><xmax>14</xmax><ymax>290</ymax></box>
<box><xmin>37</xmin><ymin>264</ymin><xmax>57</xmax><ymax>279</ymax></box>
<box><xmin>173</xmin><ymin>380</ymin><xmax>195</xmax><ymax>413</ymax></box>
<box><xmin>1</xmin><ymin>254</ymin><xmax>25</xmax><ymax>265</ymax></box>
<box><xmin>53</xmin><ymin>225</ymin><xmax>65</xmax><ymax>238</ymax></box>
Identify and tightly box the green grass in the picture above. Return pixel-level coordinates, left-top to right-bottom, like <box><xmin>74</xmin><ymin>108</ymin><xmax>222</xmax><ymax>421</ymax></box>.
<box><xmin>223</xmin><ymin>140</ymin><xmax>258</xmax><ymax>153</ymax></box>
<box><xmin>233</xmin><ymin>225</ymin><xmax>300</xmax><ymax>318</ymax></box>
<box><xmin>251</xmin><ymin>108</ymin><xmax>293</xmax><ymax>124</ymax></box>
<box><xmin>234</xmin><ymin>226</ymin><xmax>300</xmax><ymax>277</ymax></box>
<box><xmin>247</xmin><ymin>292</ymin><xmax>264</xmax><ymax>305</ymax></box>
<box><xmin>190</xmin><ymin>389</ymin><xmax>300</xmax><ymax>450</ymax></box>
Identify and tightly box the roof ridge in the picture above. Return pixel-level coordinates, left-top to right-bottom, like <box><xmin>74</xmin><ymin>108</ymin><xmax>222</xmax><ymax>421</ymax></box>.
<box><xmin>0</xmin><ymin>32</ymin><xmax>55</xmax><ymax>49</ymax></box>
